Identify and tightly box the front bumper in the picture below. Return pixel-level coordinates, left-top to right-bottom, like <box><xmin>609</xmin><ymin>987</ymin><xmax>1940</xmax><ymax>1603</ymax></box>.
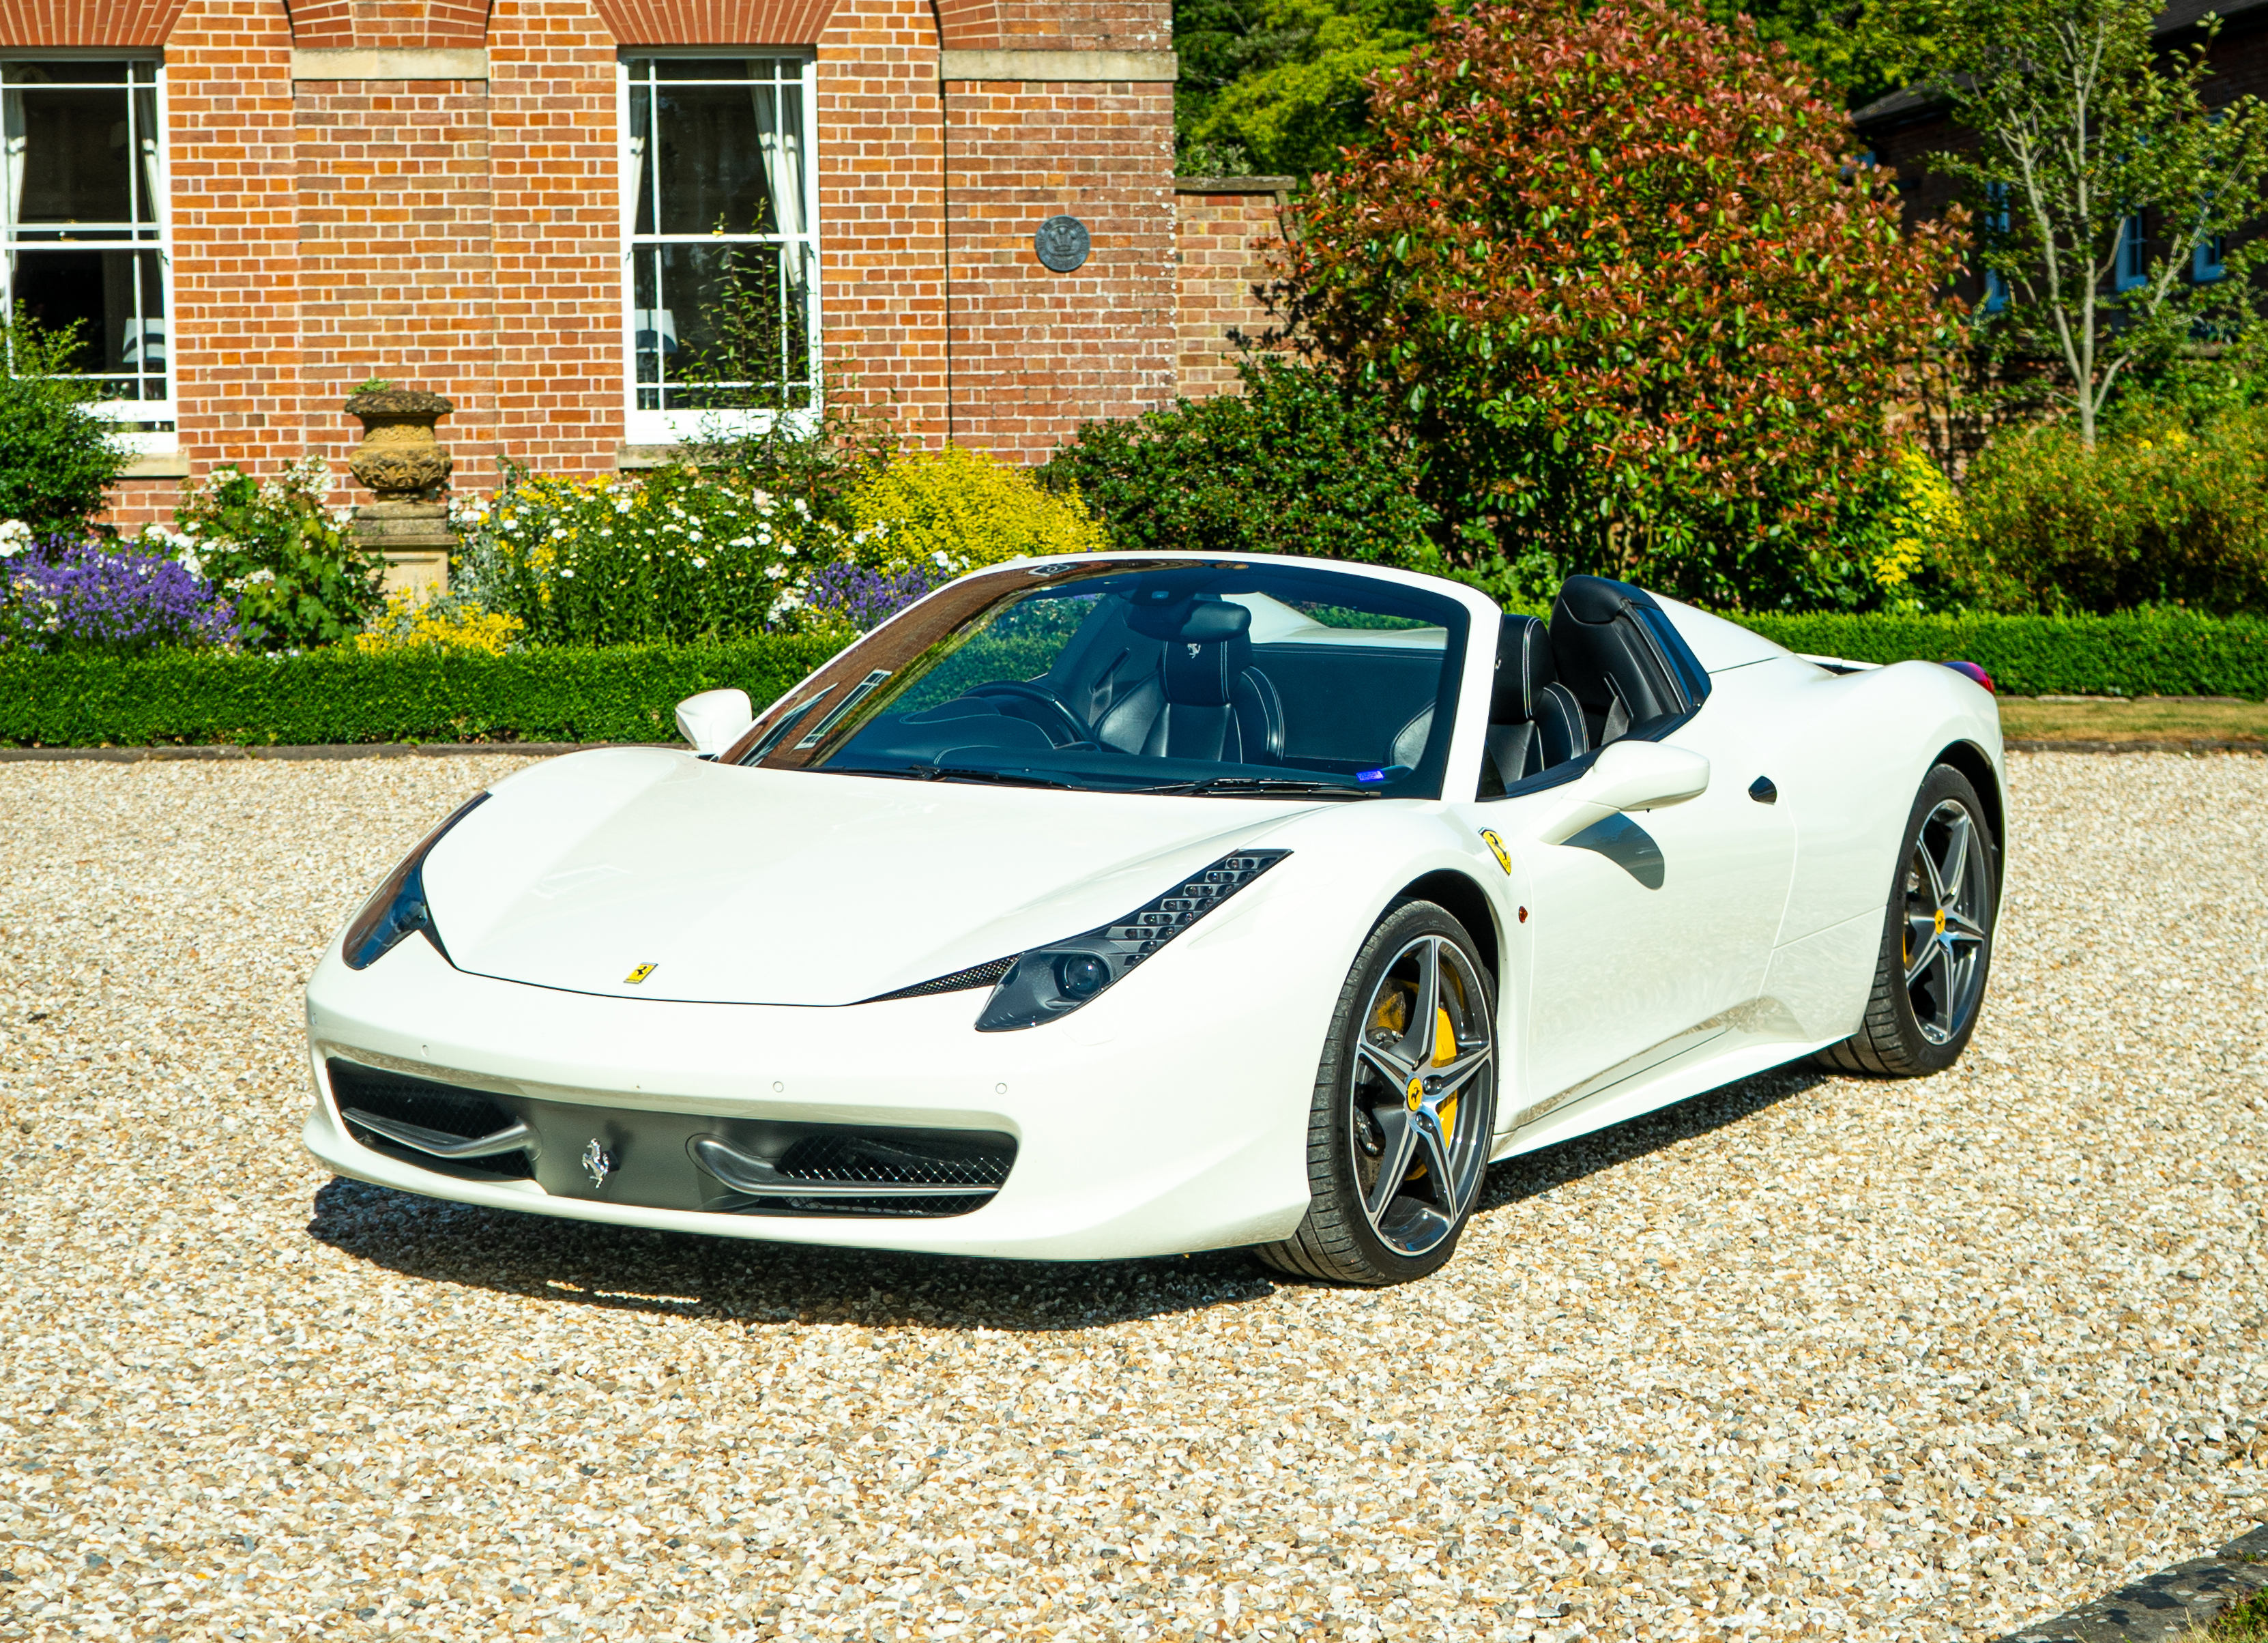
<box><xmin>302</xmin><ymin>917</ymin><xmax>1328</xmax><ymax>1261</ymax></box>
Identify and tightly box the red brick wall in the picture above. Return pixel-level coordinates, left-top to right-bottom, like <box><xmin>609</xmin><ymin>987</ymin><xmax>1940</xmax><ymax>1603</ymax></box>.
<box><xmin>1174</xmin><ymin>184</ymin><xmax>1286</xmax><ymax>403</ymax></box>
<box><xmin>940</xmin><ymin>78</ymin><xmax>1177</xmax><ymax>460</ymax></box>
<box><xmin>0</xmin><ymin>0</ymin><xmax>191</xmax><ymax>48</ymax></box>
<box><xmin>282</xmin><ymin>0</ymin><xmax>491</xmax><ymax>50</ymax></box>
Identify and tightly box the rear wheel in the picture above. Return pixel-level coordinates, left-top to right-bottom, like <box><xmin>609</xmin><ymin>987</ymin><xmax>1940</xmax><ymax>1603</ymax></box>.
<box><xmin>1257</xmin><ymin>900</ymin><xmax>1498</xmax><ymax>1285</ymax></box>
<box><xmin>1818</xmin><ymin>764</ymin><xmax>1998</xmax><ymax>1077</ymax></box>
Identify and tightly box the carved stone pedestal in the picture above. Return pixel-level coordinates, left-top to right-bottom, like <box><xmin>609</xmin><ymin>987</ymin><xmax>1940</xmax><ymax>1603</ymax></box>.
<box><xmin>356</xmin><ymin>503</ymin><xmax>452</xmax><ymax>597</ymax></box>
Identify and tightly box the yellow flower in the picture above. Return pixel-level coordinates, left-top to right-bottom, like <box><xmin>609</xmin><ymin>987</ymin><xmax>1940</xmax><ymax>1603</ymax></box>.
<box><xmin>355</xmin><ymin>588</ymin><xmax>525</xmax><ymax>656</ymax></box>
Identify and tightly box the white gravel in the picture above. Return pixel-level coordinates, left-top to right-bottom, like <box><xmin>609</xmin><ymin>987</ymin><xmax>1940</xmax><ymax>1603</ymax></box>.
<box><xmin>1</xmin><ymin>751</ymin><xmax>2265</xmax><ymax>1642</ymax></box>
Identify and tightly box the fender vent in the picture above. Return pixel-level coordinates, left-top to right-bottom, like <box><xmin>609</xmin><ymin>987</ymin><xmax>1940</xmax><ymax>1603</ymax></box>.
<box><xmin>328</xmin><ymin>1060</ymin><xmax>534</xmax><ymax>1179</ymax></box>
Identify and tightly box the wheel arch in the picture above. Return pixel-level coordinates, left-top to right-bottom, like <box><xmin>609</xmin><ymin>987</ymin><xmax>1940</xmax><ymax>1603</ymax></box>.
<box><xmin>1393</xmin><ymin>869</ymin><xmax>1501</xmax><ymax>987</ymax></box>
<box><xmin>1933</xmin><ymin>739</ymin><xmax>2005</xmax><ymax>868</ymax></box>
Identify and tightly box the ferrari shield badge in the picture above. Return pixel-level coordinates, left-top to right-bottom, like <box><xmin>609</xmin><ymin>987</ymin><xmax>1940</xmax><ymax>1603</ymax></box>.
<box><xmin>1479</xmin><ymin>830</ymin><xmax>1513</xmax><ymax>875</ymax></box>
<box><xmin>581</xmin><ymin>1139</ymin><xmax>615</xmax><ymax>1189</ymax></box>
<box><xmin>624</xmin><ymin>963</ymin><xmax>656</xmax><ymax>985</ymax></box>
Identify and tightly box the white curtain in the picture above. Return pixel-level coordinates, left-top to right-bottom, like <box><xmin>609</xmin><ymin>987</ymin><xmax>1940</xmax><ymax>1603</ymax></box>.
<box><xmin>753</xmin><ymin>70</ymin><xmax>807</xmax><ymax>289</ymax></box>
<box><xmin>3</xmin><ymin>89</ymin><xmax>25</xmax><ymax>229</ymax></box>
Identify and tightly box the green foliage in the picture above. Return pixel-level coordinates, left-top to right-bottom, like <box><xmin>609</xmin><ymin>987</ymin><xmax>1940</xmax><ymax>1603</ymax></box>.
<box><xmin>1176</xmin><ymin>0</ymin><xmax>1433</xmax><ymax>176</ymax></box>
<box><xmin>1734</xmin><ymin>607</ymin><xmax>2268</xmax><ymax>696</ymax></box>
<box><xmin>0</xmin><ymin>315</ymin><xmax>131</xmax><ymax>539</ymax></box>
<box><xmin>1039</xmin><ymin>356</ymin><xmax>1444</xmax><ymax>572</ymax></box>
<box><xmin>0</xmin><ymin>636</ymin><xmax>843</xmax><ymax>748</ymax></box>
<box><xmin>1945</xmin><ymin>405</ymin><xmax>2268</xmax><ymax>614</ymax></box>
<box><xmin>451</xmin><ymin>463</ymin><xmax>842</xmax><ymax>647</ymax></box>
<box><xmin>843</xmin><ymin>446</ymin><xmax>1108</xmax><ymax>573</ymax></box>
<box><xmin>1923</xmin><ymin>0</ymin><xmax>2268</xmax><ymax>443</ymax></box>
<box><xmin>147</xmin><ymin>459</ymin><xmax>387</xmax><ymax>650</ymax></box>
<box><xmin>1277</xmin><ymin>0</ymin><xmax>1964</xmax><ymax>609</ymax></box>
<box><xmin>675</xmin><ymin>239</ymin><xmax>813</xmax><ymax>413</ymax></box>
<box><xmin>9</xmin><ymin>612</ymin><xmax>2263</xmax><ymax>748</ymax></box>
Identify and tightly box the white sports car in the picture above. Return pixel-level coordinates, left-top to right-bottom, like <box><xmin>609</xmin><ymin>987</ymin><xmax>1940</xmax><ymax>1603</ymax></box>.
<box><xmin>302</xmin><ymin>555</ymin><xmax>2003</xmax><ymax>1284</ymax></box>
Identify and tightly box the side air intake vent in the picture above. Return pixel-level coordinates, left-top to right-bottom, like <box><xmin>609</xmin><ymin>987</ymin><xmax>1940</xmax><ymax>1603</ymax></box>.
<box><xmin>328</xmin><ymin>1060</ymin><xmax>534</xmax><ymax>1179</ymax></box>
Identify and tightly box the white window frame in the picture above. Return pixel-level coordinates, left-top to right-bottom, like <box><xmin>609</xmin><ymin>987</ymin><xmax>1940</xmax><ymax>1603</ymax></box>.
<box><xmin>2115</xmin><ymin>213</ymin><xmax>2149</xmax><ymax>291</ymax></box>
<box><xmin>617</xmin><ymin>51</ymin><xmax>822</xmax><ymax>447</ymax></box>
<box><xmin>0</xmin><ymin>53</ymin><xmax>175</xmax><ymax>453</ymax></box>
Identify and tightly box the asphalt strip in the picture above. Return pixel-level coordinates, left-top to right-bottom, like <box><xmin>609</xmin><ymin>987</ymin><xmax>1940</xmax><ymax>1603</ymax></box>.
<box><xmin>2000</xmin><ymin>1521</ymin><xmax>2268</xmax><ymax>1641</ymax></box>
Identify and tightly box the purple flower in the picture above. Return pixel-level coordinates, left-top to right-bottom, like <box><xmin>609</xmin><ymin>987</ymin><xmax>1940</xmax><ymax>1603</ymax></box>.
<box><xmin>804</xmin><ymin>562</ymin><xmax>941</xmax><ymax>631</ymax></box>
<box><xmin>1</xmin><ymin>540</ymin><xmax>238</xmax><ymax>655</ymax></box>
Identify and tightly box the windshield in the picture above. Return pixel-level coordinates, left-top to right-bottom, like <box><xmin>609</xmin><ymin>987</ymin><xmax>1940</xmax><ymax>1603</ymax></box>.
<box><xmin>733</xmin><ymin>559</ymin><xmax>1472</xmax><ymax>799</ymax></box>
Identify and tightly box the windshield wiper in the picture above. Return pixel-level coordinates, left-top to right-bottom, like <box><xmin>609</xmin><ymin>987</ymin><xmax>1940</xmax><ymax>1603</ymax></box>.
<box><xmin>892</xmin><ymin>764</ymin><xmax>1081</xmax><ymax>789</ymax></box>
<box><xmin>1131</xmin><ymin>776</ymin><xmax>1380</xmax><ymax>800</ymax></box>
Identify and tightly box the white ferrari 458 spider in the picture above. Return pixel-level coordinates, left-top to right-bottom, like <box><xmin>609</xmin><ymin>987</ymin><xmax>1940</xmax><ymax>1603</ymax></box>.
<box><xmin>303</xmin><ymin>555</ymin><xmax>2003</xmax><ymax>1284</ymax></box>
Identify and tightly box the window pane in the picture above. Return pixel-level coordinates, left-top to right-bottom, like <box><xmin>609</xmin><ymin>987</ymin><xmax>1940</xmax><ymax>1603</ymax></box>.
<box><xmin>6</xmin><ymin>86</ymin><xmax>134</xmax><ymax>224</ymax></box>
<box><xmin>653</xmin><ymin>86</ymin><xmax>774</xmax><ymax>234</ymax></box>
<box><xmin>3</xmin><ymin>61</ymin><xmax>132</xmax><ymax>85</ymax></box>
<box><xmin>8</xmin><ymin>246</ymin><xmax>167</xmax><ymax>398</ymax></box>
<box><xmin>641</xmin><ymin>241</ymin><xmax>813</xmax><ymax>411</ymax></box>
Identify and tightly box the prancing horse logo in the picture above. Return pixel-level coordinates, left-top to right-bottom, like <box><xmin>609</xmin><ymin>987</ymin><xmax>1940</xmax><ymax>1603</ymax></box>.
<box><xmin>581</xmin><ymin>1138</ymin><xmax>614</xmax><ymax>1189</ymax></box>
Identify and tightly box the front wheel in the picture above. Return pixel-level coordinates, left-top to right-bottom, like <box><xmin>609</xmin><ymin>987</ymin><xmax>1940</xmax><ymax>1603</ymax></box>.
<box><xmin>1257</xmin><ymin>899</ymin><xmax>1498</xmax><ymax>1285</ymax></box>
<box><xmin>1818</xmin><ymin>762</ymin><xmax>1999</xmax><ymax>1077</ymax></box>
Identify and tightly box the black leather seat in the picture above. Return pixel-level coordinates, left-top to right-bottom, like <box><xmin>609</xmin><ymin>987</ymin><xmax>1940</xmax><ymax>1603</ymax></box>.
<box><xmin>1481</xmin><ymin>613</ymin><xmax>1589</xmax><ymax>793</ymax></box>
<box><xmin>1094</xmin><ymin>600</ymin><xmax>1285</xmax><ymax>764</ymax></box>
<box><xmin>1547</xmin><ymin>575</ymin><xmax>1704</xmax><ymax>746</ymax></box>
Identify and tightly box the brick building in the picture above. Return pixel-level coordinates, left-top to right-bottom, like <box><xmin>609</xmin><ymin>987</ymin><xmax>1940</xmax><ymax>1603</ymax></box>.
<box><xmin>0</xmin><ymin>1</ymin><xmax>1291</xmax><ymax>527</ymax></box>
<box><xmin>1854</xmin><ymin>0</ymin><xmax>2268</xmax><ymax>306</ymax></box>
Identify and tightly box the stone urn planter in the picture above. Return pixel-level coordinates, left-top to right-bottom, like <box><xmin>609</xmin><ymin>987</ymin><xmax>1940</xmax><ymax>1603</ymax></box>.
<box><xmin>344</xmin><ymin>388</ymin><xmax>455</xmax><ymax>596</ymax></box>
<box><xmin>345</xmin><ymin>388</ymin><xmax>454</xmax><ymax>501</ymax></box>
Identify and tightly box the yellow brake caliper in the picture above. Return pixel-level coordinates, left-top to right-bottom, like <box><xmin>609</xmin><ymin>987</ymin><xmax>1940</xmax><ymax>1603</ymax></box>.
<box><xmin>1434</xmin><ymin>1007</ymin><xmax>1459</xmax><ymax>1140</ymax></box>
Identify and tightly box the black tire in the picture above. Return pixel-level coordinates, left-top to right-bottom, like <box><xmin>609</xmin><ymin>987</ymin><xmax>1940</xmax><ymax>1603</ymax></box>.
<box><xmin>1818</xmin><ymin>763</ymin><xmax>1999</xmax><ymax>1077</ymax></box>
<box><xmin>1256</xmin><ymin>899</ymin><xmax>1498</xmax><ymax>1285</ymax></box>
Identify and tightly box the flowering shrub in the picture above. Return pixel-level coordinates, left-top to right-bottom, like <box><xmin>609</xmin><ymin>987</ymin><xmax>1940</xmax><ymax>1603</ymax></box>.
<box><xmin>804</xmin><ymin>562</ymin><xmax>943</xmax><ymax>632</ymax></box>
<box><xmin>842</xmin><ymin>446</ymin><xmax>1107</xmax><ymax>574</ymax></box>
<box><xmin>139</xmin><ymin>459</ymin><xmax>386</xmax><ymax>650</ymax></box>
<box><xmin>1275</xmin><ymin>0</ymin><xmax>1964</xmax><ymax>608</ymax></box>
<box><xmin>0</xmin><ymin>529</ymin><xmax>237</xmax><ymax>655</ymax></box>
<box><xmin>450</xmin><ymin>462</ymin><xmax>840</xmax><ymax>646</ymax></box>
<box><xmin>354</xmin><ymin>587</ymin><xmax>525</xmax><ymax>656</ymax></box>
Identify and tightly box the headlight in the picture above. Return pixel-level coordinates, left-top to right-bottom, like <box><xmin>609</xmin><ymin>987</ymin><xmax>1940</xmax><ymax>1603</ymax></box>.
<box><xmin>340</xmin><ymin>792</ymin><xmax>491</xmax><ymax>970</ymax></box>
<box><xmin>972</xmin><ymin>849</ymin><xmax>1290</xmax><ymax>1032</ymax></box>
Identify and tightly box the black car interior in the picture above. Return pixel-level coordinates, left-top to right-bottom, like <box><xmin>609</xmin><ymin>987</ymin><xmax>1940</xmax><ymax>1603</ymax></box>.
<box><xmin>831</xmin><ymin>571</ymin><xmax>1709</xmax><ymax>796</ymax></box>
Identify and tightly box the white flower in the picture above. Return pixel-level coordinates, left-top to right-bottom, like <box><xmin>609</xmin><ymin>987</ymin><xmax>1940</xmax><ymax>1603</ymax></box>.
<box><xmin>765</xmin><ymin>564</ymin><xmax>787</xmax><ymax>580</ymax></box>
<box><xmin>246</xmin><ymin>568</ymin><xmax>276</xmax><ymax>585</ymax></box>
<box><xmin>691</xmin><ymin>556</ymin><xmax>708</xmax><ymax>569</ymax></box>
<box><xmin>559</xmin><ymin>568</ymin><xmax>576</xmax><ymax>579</ymax></box>
<box><xmin>0</xmin><ymin>519</ymin><xmax>30</xmax><ymax>557</ymax></box>
<box><xmin>728</xmin><ymin>536</ymin><xmax>755</xmax><ymax>549</ymax></box>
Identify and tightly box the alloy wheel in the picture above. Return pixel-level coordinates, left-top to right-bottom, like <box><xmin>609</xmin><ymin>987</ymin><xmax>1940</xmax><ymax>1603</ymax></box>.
<box><xmin>1902</xmin><ymin>798</ymin><xmax>1990</xmax><ymax>1045</ymax></box>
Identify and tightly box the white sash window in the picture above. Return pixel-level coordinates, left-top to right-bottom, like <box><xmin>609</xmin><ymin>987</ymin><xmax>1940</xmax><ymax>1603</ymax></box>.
<box><xmin>620</xmin><ymin>54</ymin><xmax>819</xmax><ymax>444</ymax></box>
<box><xmin>1</xmin><ymin>57</ymin><xmax>173</xmax><ymax>441</ymax></box>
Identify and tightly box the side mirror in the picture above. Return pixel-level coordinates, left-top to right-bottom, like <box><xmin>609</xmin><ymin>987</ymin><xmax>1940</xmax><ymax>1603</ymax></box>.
<box><xmin>1531</xmin><ymin>740</ymin><xmax>1710</xmax><ymax>845</ymax></box>
<box><xmin>674</xmin><ymin>688</ymin><xmax>754</xmax><ymax>759</ymax></box>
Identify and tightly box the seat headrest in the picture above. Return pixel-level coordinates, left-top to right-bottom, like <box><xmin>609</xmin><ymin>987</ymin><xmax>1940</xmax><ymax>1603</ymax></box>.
<box><xmin>1491</xmin><ymin>613</ymin><xmax>1556</xmax><ymax>723</ymax></box>
<box><xmin>1152</xmin><ymin>600</ymin><xmax>1253</xmax><ymax>706</ymax></box>
<box><xmin>1552</xmin><ymin>574</ymin><xmax>1657</xmax><ymax>627</ymax></box>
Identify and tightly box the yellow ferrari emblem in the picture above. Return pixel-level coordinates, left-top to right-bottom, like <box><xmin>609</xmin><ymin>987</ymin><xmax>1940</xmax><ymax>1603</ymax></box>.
<box><xmin>624</xmin><ymin>963</ymin><xmax>657</xmax><ymax>985</ymax></box>
<box><xmin>1406</xmin><ymin>1077</ymin><xmax>1424</xmax><ymax>1111</ymax></box>
<box><xmin>1932</xmin><ymin>908</ymin><xmax>1947</xmax><ymax>937</ymax></box>
<box><xmin>1479</xmin><ymin>829</ymin><xmax>1511</xmax><ymax>875</ymax></box>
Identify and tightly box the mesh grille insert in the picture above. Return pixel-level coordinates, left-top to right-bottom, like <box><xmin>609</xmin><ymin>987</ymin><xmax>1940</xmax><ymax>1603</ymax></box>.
<box><xmin>864</xmin><ymin>957</ymin><xmax>1016</xmax><ymax>1003</ymax></box>
<box><xmin>777</xmin><ymin>1133</ymin><xmax>1013</xmax><ymax>1189</ymax></box>
<box><xmin>328</xmin><ymin>1060</ymin><xmax>533</xmax><ymax>1180</ymax></box>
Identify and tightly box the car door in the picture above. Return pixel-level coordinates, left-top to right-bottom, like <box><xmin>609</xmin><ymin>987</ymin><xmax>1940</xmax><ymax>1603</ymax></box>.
<box><xmin>1465</xmin><ymin>671</ymin><xmax>1796</xmax><ymax>1124</ymax></box>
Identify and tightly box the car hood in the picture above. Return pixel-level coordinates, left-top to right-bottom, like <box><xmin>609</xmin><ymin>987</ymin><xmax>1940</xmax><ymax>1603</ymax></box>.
<box><xmin>416</xmin><ymin>748</ymin><xmax>1316</xmax><ymax>1006</ymax></box>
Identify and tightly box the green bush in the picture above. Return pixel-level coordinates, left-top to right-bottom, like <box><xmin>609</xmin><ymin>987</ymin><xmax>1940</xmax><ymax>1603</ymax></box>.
<box><xmin>1947</xmin><ymin>407</ymin><xmax>2268</xmax><ymax>615</ymax></box>
<box><xmin>1039</xmin><ymin>357</ymin><xmax>1444</xmax><ymax>572</ymax></box>
<box><xmin>0</xmin><ymin>636</ymin><xmax>844</xmax><ymax>748</ymax></box>
<box><xmin>1736</xmin><ymin>607</ymin><xmax>2268</xmax><ymax>697</ymax></box>
<box><xmin>0</xmin><ymin>316</ymin><xmax>132</xmax><ymax>539</ymax></box>
<box><xmin>845</xmin><ymin>445</ymin><xmax>1107</xmax><ymax>573</ymax></box>
<box><xmin>5</xmin><ymin>609</ymin><xmax>2260</xmax><ymax>748</ymax></box>
<box><xmin>138</xmin><ymin>459</ymin><xmax>388</xmax><ymax>650</ymax></box>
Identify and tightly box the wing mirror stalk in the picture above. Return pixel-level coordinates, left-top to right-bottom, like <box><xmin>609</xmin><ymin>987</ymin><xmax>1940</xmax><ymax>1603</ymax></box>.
<box><xmin>675</xmin><ymin>688</ymin><xmax>755</xmax><ymax>759</ymax></box>
<box><xmin>1531</xmin><ymin>740</ymin><xmax>1711</xmax><ymax>845</ymax></box>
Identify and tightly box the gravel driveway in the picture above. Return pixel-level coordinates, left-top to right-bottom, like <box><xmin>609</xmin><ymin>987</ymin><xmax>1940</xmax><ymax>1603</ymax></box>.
<box><xmin>3</xmin><ymin>751</ymin><xmax>2265</xmax><ymax>1642</ymax></box>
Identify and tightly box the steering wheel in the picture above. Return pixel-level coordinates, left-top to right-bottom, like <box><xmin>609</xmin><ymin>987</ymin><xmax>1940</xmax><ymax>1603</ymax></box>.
<box><xmin>964</xmin><ymin>681</ymin><xmax>1094</xmax><ymax>748</ymax></box>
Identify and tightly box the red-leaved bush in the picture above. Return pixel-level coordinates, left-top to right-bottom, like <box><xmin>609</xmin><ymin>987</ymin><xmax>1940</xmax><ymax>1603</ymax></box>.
<box><xmin>1276</xmin><ymin>0</ymin><xmax>1965</xmax><ymax>607</ymax></box>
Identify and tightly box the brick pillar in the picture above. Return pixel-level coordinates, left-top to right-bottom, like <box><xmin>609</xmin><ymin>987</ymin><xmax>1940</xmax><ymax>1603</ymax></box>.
<box><xmin>1172</xmin><ymin>177</ymin><xmax>1293</xmax><ymax>403</ymax></box>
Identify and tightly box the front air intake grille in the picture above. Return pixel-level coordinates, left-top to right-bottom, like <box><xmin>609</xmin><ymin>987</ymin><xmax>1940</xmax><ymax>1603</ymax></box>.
<box><xmin>778</xmin><ymin>1132</ymin><xmax>1013</xmax><ymax>1189</ymax></box>
<box><xmin>328</xmin><ymin>1060</ymin><xmax>534</xmax><ymax>1179</ymax></box>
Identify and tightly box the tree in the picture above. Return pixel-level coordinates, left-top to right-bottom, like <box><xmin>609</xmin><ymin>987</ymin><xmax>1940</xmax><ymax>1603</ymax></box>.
<box><xmin>0</xmin><ymin>315</ymin><xmax>130</xmax><ymax>538</ymax></box>
<box><xmin>1174</xmin><ymin>0</ymin><xmax>1434</xmax><ymax>176</ymax></box>
<box><xmin>1275</xmin><ymin>0</ymin><xmax>1964</xmax><ymax>608</ymax></box>
<box><xmin>1920</xmin><ymin>0</ymin><xmax>2268</xmax><ymax>446</ymax></box>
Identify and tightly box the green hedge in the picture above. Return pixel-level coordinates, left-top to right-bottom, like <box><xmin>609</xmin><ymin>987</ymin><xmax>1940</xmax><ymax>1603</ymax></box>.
<box><xmin>1734</xmin><ymin>609</ymin><xmax>2268</xmax><ymax>699</ymax></box>
<box><xmin>3</xmin><ymin>608</ymin><xmax>2262</xmax><ymax>748</ymax></box>
<box><xmin>0</xmin><ymin>637</ymin><xmax>842</xmax><ymax>748</ymax></box>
